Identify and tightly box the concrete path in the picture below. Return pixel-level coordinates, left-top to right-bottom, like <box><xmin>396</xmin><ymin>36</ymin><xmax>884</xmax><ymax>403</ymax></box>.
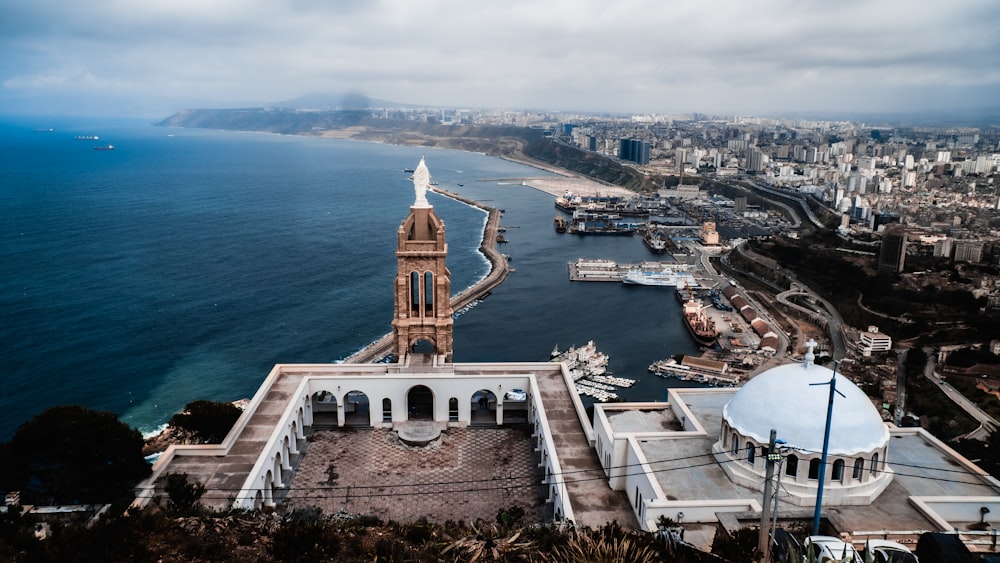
<box><xmin>534</xmin><ymin>371</ymin><xmax>637</xmax><ymax>529</ymax></box>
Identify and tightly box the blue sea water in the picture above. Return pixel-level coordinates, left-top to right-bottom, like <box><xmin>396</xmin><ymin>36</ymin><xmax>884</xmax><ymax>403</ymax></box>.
<box><xmin>0</xmin><ymin>115</ymin><xmax>699</xmax><ymax>441</ymax></box>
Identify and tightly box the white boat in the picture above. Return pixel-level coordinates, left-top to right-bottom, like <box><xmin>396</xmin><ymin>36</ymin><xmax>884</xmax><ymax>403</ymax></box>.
<box><xmin>621</xmin><ymin>266</ymin><xmax>696</xmax><ymax>287</ymax></box>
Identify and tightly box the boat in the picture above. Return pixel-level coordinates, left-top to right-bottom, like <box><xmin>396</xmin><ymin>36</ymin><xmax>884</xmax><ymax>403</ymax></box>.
<box><xmin>621</xmin><ymin>265</ymin><xmax>694</xmax><ymax>287</ymax></box>
<box><xmin>554</xmin><ymin>216</ymin><xmax>567</xmax><ymax>233</ymax></box>
<box><xmin>681</xmin><ymin>297</ymin><xmax>719</xmax><ymax>347</ymax></box>
<box><xmin>75</xmin><ymin>135</ymin><xmax>99</xmax><ymax>141</ymax></box>
<box><xmin>566</xmin><ymin>210</ymin><xmax>636</xmax><ymax>236</ymax></box>
<box><xmin>93</xmin><ymin>145</ymin><xmax>115</xmax><ymax>151</ymax></box>
<box><xmin>403</xmin><ymin>168</ymin><xmax>415</xmax><ymax>173</ymax></box>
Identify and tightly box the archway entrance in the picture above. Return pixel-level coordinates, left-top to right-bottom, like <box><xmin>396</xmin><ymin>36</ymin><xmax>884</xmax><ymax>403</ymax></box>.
<box><xmin>344</xmin><ymin>391</ymin><xmax>370</xmax><ymax>427</ymax></box>
<box><xmin>311</xmin><ymin>391</ymin><xmax>338</xmax><ymax>427</ymax></box>
<box><xmin>407</xmin><ymin>385</ymin><xmax>434</xmax><ymax>420</ymax></box>
<box><xmin>471</xmin><ymin>390</ymin><xmax>498</xmax><ymax>425</ymax></box>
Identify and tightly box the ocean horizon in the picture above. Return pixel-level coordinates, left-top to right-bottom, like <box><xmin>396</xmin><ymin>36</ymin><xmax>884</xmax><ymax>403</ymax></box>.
<box><xmin>0</xmin><ymin>115</ymin><xmax>699</xmax><ymax>441</ymax></box>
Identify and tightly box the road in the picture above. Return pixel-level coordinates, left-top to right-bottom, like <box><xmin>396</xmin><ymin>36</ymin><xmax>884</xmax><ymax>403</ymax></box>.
<box><xmin>922</xmin><ymin>347</ymin><xmax>998</xmax><ymax>439</ymax></box>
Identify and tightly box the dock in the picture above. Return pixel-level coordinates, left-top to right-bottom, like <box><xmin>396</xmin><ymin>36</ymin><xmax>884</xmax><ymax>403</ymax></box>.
<box><xmin>568</xmin><ymin>258</ymin><xmax>692</xmax><ymax>282</ymax></box>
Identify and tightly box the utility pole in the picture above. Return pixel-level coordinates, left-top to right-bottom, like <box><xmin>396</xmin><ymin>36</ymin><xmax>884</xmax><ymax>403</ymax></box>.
<box><xmin>758</xmin><ymin>429</ymin><xmax>778</xmax><ymax>562</ymax></box>
<box><xmin>812</xmin><ymin>361</ymin><xmax>847</xmax><ymax>536</ymax></box>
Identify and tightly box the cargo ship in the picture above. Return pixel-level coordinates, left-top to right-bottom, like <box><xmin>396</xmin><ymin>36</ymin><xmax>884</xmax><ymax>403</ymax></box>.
<box><xmin>566</xmin><ymin>210</ymin><xmax>637</xmax><ymax>236</ymax></box>
<box><xmin>554</xmin><ymin>216</ymin><xmax>567</xmax><ymax>233</ymax></box>
<box><xmin>681</xmin><ymin>296</ymin><xmax>719</xmax><ymax>347</ymax></box>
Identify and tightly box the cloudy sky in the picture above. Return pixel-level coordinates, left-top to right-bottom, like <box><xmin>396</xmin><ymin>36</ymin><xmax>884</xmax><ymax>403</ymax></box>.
<box><xmin>2</xmin><ymin>0</ymin><xmax>998</xmax><ymax>118</ymax></box>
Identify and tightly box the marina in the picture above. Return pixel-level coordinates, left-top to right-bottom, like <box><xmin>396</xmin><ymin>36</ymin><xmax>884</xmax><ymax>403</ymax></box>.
<box><xmin>549</xmin><ymin>341</ymin><xmax>635</xmax><ymax>402</ymax></box>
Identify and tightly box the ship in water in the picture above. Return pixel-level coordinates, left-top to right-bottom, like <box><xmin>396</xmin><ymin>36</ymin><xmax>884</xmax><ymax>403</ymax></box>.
<box><xmin>639</xmin><ymin>226</ymin><xmax>672</xmax><ymax>254</ymax></box>
<box><xmin>554</xmin><ymin>215</ymin><xmax>567</xmax><ymax>233</ymax></box>
<box><xmin>566</xmin><ymin>209</ymin><xmax>637</xmax><ymax>236</ymax></box>
<box><xmin>621</xmin><ymin>264</ymin><xmax>696</xmax><ymax>287</ymax></box>
<box><xmin>680</xmin><ymin>295</ymin><xmax>719</xmax><ymax>348</ymax></box>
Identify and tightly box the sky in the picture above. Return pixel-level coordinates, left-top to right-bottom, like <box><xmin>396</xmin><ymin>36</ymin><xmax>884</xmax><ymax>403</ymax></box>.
<box><xmin>2</xmin><ymin>0</ymin><xmax>998</xmax><ymax>119</ymax></box>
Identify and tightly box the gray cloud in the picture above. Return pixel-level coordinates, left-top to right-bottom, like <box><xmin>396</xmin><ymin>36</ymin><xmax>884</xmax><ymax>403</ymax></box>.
<box><xmin>1</xmin><ymin>0</ymin><xmax>997</xmax><ymax>117</ymax></box>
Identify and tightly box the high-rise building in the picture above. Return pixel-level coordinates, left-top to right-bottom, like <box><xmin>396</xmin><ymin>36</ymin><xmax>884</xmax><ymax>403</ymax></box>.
<box><xmin>877</xmin><ymin>225</ymin><xmax>907</xmax><ymax>274</ymax></box>
<box><xmin>953</xmin><ymin>240</ymin><xmax>984</xmax><ymax>263</ymax></box>
<box><xmin>618</xmin><ymin>138</ymin><xmax>650</xmax><ymax>165</ymax></box>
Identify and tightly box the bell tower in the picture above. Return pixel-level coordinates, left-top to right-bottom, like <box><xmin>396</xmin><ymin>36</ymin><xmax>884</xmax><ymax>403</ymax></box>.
<box><xmin>392</xmin><ymin>157</ymin><xmax>453</xmax><ymax>363</ymax></box>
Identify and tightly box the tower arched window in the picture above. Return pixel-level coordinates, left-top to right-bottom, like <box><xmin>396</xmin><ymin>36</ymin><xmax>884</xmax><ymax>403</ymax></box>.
<box><xmin>853</xmin><ymin>457</ymin><xmax>864</xmax><ymax>479</ymax></box>
<box><xmin>410</xmin><ymin>271</ymin><xmax>421</xmax><ymax>311</ymax></box>
<box><xmin>731</xmin><ymin>434</ymin><xmax>739</xmax><ymax>456</ymax></box>
<box><xmin>746</xmin><ymin>444</ymin><xmax>755</xmax><ymax>465</ymax></box>
<box><xmin>870</xmin><ymin>452</ymin><xmax>879</xmax><ymax>476</ymax></box>
<box><xmin>424</xmin><ymin>271</ymin><xmax>434</xmax><ymax>312</ymax></box>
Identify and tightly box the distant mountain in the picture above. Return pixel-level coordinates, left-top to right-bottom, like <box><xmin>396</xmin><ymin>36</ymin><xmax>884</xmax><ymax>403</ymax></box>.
<box><xmin>270</xmin><ymin>91</ymin><xmax>413</xmax><ymax>110</ymax></box>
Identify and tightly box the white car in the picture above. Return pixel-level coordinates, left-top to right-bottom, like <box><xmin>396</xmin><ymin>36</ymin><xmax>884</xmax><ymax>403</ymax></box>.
<box><xmin>802</xmin><ymin>535</ymin><xmax>862</xmax><ymax>563</ymax></box>
<box><xmin>504</xmin><ymin>388</ymin><xmax>527</xmax><ymax>401</ymax></box>
<box><xmin>861</xmin><ymin>540</ymin><xmax>918</xmax><ymax>563</ymax></box>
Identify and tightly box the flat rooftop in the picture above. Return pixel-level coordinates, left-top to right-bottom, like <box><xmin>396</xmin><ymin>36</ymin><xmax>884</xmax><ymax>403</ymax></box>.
<box><xmin>604</xmin><ymin>388</ymin><xmax>1000</xmax><ymax>549</ymax></box>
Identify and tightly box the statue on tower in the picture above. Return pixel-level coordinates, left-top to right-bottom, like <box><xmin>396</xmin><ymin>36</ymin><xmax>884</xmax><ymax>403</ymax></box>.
<box><xmin>412</xmin><ymin>156</ymin><xmax>431</xmax><ymax>208</ymax></box>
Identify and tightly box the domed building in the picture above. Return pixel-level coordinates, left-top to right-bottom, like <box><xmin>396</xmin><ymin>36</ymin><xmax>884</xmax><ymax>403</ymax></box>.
<box><xmin>714</xmin><ymin>345</ymin><xmax>892</xmax><ymax>506</ymax></box>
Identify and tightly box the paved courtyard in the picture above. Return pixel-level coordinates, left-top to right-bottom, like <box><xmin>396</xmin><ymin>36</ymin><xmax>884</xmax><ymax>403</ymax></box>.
<box><xmin>284</xmin><ymin>426</ymin><xmax>544</xmax><ymax>524</ymax></box>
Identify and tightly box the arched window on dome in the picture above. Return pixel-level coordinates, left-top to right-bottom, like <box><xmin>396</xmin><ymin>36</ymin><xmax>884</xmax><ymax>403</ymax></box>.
<box><xmin>832</xmin><ymin>459</ymin><xmax>845</xmax><ymax>482</ymax></box>
<box><xmin>870</xmin><ymin>452</ymin><xmax>879</xmax><ymax>476</ymax></box>
<box><xmin>731</xmin><ymin>433</ymin><xmax>739</xmax><ymax>456</ymax></box>
<box><xmin>853</xmin><ymin>457</ymin><xmax>864</xmax><ymax>480</ymax></box>
<box><xmin>746</xmin><ymin>444</ymin><xmax>755</xmax><ymax>465</ymax></box>
<box><xmin>808</xmin><ymin>458</ymin><xmax>821</xmax><ymax>480</ymax></box>
<box><xmin>785</xmin><ymin>454</ymin><xmax>798</xmax><ymax>478</ymax></box>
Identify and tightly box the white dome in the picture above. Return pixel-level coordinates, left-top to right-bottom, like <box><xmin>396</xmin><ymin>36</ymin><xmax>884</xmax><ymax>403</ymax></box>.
<box><xmin>723</xmin><ymin>361</ymin><xmax>889</xmax><ymax>455</ymax></box>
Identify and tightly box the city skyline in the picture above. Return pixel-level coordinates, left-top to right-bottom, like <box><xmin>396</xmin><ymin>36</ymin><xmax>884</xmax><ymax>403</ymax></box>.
<box><xmin>2</xmin><ymin>0</ymin><xmax>998</xmax><ymax>118</ymax></box>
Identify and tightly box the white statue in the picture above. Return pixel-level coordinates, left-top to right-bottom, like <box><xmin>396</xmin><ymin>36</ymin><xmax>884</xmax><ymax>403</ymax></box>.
<box><xmin>412</xmin><ymin>156</ymin><xmax>431</xmax><ymax>208</ymax></box>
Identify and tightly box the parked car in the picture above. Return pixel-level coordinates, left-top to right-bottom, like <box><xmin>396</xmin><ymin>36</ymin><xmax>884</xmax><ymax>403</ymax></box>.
<box><xmin>802</xmin><ymin>535</ymin><xmax>862</xmax><ymax>563</ymax></box>
<box><xmin>861</xmin><ymin>539</ymin><xmax>918</xmax><ymax>563</ymax></box>
<box><xmin>771</xmin><ymin>528</ymin><xmax>800</xmax><ymax>562</ymax></box>
<box><xmin>504</xmin><ymin>388</ymin><xmax>527</xmax><ymax>401</ymax></box>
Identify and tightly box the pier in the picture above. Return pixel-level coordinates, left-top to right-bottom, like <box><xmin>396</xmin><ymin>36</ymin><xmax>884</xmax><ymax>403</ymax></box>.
<box><xmin>345</xmin><ymin>188</ymin><xmax>510</xmax><ymax>363</ymax></box>
<box><xmin>568</xmin><ymin>258</ymin><xmax>690</xmax><ymax>282</ymax></box>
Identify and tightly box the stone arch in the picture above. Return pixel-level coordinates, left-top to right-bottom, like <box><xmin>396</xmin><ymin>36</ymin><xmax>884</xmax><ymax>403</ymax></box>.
<box><xmin>411</xmin><ymin>338</ymin><xmax>436</xmax><ymax>354</ymax></box>
<box><xmin>344</xmin><ymin>390</ymin><xmax>371</xmax><ymax>427</ymax></box>
<box><xmin>448</xmin><ymin>397</ymin><xmax>459</xmax><ymax>422</ymax></box>
<box><xmin>282</xmin><ymin>436</ymin><xmax>291</xmax><ymax>467</ymax></box>
<box><xmin>254</xmin><ymin>490</ymin><xmax>263</xmax><ymax>510</ymax></box>
<box><xmin>471</xmin><ymin>389</ymin><xmax>498</xmax><ymax>425</ymax></box>
<box><xmin>311</xmin><ymin>390</ymin><xmax>338</xmax><ymax>427</ymax></box>
<box><xmin>273</xmin><ymin>452</ymin><xmax>284</xmax><ymax>488</ymax></box>
<box><xmin>407</xmin><ymin>385</ymin><xmax>434</xmax><ymax>420</ymax></box>
<box><xmin>263</xmin><ymin>470</ymin><xmax>274</xmax><ymax>506</ymax></box>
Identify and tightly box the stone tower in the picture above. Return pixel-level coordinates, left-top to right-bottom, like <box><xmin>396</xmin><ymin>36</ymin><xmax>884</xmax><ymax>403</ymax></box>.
<box><xmin>392</xmin><ymin>157</ymin><xmax>453</xmax><ymax>363</ymax></box>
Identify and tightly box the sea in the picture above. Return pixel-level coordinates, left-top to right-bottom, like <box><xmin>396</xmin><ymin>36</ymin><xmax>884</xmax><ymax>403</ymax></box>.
<box><xmin>0</xmin><ymin>115</ymin><xmax>701</xmax><ymax>441</ymax></box>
